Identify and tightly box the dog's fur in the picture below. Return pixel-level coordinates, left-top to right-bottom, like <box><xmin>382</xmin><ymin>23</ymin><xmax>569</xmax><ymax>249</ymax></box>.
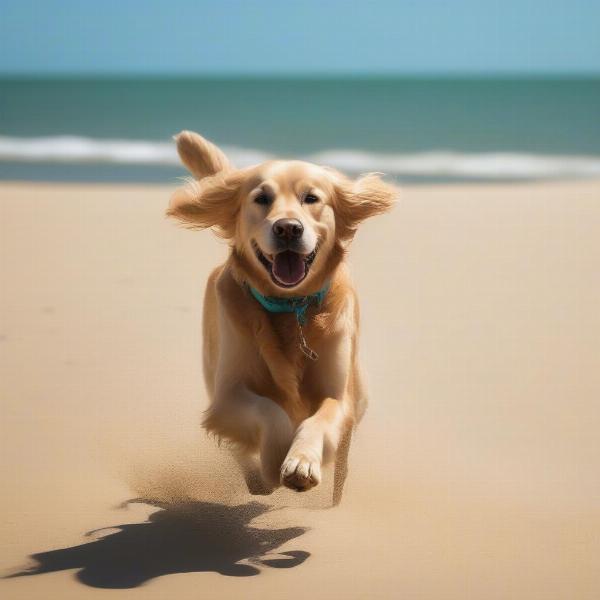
<box><xmin>168</xmin><ymin>131</ymin><xmax>397</xmax><ymax>504</ymax></box>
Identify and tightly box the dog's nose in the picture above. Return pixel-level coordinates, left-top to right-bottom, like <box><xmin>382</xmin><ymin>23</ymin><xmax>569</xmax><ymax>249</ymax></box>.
<box><xmin>273</xmin><ymin>218</ymin><xmax>304</xmax><ymax>240</ymax></box>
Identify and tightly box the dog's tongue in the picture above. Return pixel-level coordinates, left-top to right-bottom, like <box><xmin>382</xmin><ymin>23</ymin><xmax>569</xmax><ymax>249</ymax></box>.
<box><xmin>272</xmin><ymin>250</ymin><xmax>306</xmax><ymax>286</ymax></box>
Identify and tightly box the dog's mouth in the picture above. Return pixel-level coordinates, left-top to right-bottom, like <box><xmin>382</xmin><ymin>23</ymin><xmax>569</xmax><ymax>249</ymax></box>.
<box><xmin>252</xmin><ymin>240</ymin><xmax>318</xmax><ymax>288</ymax></box>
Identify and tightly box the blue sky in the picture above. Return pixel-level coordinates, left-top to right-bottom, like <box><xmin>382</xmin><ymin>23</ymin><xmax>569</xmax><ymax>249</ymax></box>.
<box><xmin>1</xmin><ymin>0</ymin><xmax>599</xmax><ymax>75</ymax></box>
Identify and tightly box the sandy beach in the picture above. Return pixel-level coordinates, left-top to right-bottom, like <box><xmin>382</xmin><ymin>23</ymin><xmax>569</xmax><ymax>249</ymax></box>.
<box><xmin>1</xmin><ymin>179</ymin><xmax>599</xmax><ymax>599</ymax></box>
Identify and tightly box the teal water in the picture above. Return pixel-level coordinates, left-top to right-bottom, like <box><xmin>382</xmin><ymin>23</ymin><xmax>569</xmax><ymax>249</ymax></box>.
<box><xmin>1</xmin><ymin>77</ymin><xmax>599</xmax><ymax>182</ymax></box>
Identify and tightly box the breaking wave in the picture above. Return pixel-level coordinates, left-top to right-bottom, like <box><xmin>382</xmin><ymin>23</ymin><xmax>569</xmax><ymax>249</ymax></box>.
<box><xmin>2</xmin><ymin>135</ymin><xmax>600</xmax><ymax>180</ymax></box>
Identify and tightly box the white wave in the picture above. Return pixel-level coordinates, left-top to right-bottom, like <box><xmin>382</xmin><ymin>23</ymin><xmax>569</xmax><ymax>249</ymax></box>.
<box><xmin>310</xmin><ymin>150</ymin><xmax>600</xmax><ymax>179</ymax></box>
<box><xmin>0</xmin><ymin>135</ymin><xmax>179</xmax><ymax>165</ymax></box>
<box><xmin>1</xmin><ymin>135</ymin><xmax>600</xmax><ymax>179</ymax></box>
<box><xmin>0</xmin><ymin>135</ymin><xmax>272</xmax><ymax>169</ymax></box>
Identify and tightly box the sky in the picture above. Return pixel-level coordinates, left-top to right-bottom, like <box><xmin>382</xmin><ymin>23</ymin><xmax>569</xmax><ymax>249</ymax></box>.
<box><xmin>1</xmin><ymin>0</ymin><xmax>599</xmax><ymax>75</ymax></box>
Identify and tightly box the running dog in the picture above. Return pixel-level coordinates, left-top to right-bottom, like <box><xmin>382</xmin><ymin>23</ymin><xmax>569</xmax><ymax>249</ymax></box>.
<box><xmin>168</xmin><ymin>131</ymin><xmax>397</xmax><ymax>504</ymax></box>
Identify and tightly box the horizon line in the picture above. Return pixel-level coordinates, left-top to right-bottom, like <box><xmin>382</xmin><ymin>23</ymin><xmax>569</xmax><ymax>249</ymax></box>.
<box><xmin>1</xmin><ymin>71</ymin><xmax>600</xmax><ymax>80</ymax></box>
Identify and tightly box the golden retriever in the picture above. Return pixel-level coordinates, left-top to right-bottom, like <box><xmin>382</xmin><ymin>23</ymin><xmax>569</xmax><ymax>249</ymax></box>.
<box><xmin>168</xmin><ymin>131</ymin><xmax>397</xmax><ymax>504</ymax></box>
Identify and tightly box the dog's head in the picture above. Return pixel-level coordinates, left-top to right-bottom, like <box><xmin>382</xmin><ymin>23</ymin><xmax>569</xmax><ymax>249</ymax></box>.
<box><xmin>168</xmin><ymin>131</ymin><xmax>398</xmax><ymax>295</ymax></box>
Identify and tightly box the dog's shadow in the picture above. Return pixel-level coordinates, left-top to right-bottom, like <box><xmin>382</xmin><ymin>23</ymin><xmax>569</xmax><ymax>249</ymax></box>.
<box><xmin>6</xmin><ymin>498</ymin><xmax>310</xmax><ymax>588</ymax></box>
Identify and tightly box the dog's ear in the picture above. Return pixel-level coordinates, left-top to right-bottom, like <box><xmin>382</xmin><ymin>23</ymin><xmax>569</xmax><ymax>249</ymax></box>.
<box><xmin>167</xmin><ymin>169</ymin><xmax>245</xmax><ymax>239</ymax></box>
<box><xmin>334</xmin><ymin>173</ymin><xmax>398</xmax><ymax>241</ymax></box>
<box><xmin>174</xmin><ymin>131</ymin><xmax>231</xmax><ymax>179</ymax></box>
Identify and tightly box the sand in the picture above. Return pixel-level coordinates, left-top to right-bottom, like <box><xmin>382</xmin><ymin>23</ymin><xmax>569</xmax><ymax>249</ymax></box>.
<box><xmin>1</xmin><ymin>180</ymin><xmax>599</xmax><ymax>599</ymax></box>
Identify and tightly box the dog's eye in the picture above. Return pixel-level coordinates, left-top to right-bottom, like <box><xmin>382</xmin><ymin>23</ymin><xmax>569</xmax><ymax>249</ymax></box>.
<box><xmin>304</xmin><ymin>194</ymin><xmax>319</xmax><ymax>204</ymax></box>
<box><xmin>254</xmin><ymin>193</ymin><xmax>271</xmax><ymax>206</ymax></box>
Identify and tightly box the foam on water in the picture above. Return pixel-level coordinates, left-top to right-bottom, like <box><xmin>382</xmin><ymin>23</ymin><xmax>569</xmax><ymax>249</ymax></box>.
<box><xmin>2</xmin><ymin>135</ymin><xmax>600</xmax><ymax>180</ymax></box>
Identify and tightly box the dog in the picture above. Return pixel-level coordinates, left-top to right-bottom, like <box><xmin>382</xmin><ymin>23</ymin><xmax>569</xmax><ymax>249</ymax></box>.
<box><xmin>168</xmin><ymin>131</ymin><xmax>397</xmax><ymax>504</ymax></box>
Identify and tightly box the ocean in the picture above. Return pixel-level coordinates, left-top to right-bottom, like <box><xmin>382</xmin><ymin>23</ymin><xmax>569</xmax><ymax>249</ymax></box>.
<box><xmin>1</xmin><ymin>76</ymin><xmax>599</xmax><ymax>183</ymax></box>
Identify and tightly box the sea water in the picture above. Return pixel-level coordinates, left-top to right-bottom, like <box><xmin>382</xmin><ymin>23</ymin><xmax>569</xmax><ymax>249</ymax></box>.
<box><xmin>1</xmin><ymin>76</ymin><xmax>599</xmax><ymax>183</ymax></box>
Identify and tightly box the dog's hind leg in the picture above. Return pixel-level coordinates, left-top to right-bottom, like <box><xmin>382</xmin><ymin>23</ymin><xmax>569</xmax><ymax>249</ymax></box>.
<box><xmin>332</xmin><ymin>426</ymin><xmax>352</xmax><ymax>506</ymax></box>
<box><xmin>204</xmin><ymin>386</ymin><xmax>294</xmax><ymax>491</ymax></box>
<box><xmin>232</xmin><ymin>449</ymin><xmax>274</xmax><ymax>496</ymax></box>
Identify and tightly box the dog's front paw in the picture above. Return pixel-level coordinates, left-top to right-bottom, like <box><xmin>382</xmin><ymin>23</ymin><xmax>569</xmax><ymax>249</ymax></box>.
<box><xmin>280</xmin><ymin>453</ymin><xmax>321</xmax><ymax>492</ymax></box>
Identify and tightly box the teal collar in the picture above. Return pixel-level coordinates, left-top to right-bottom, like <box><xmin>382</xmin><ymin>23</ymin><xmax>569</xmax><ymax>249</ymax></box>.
<box><xmin>247</xmin><ymin>282</ymin><xmax>330</xmax><ymax>325</ymax></box>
